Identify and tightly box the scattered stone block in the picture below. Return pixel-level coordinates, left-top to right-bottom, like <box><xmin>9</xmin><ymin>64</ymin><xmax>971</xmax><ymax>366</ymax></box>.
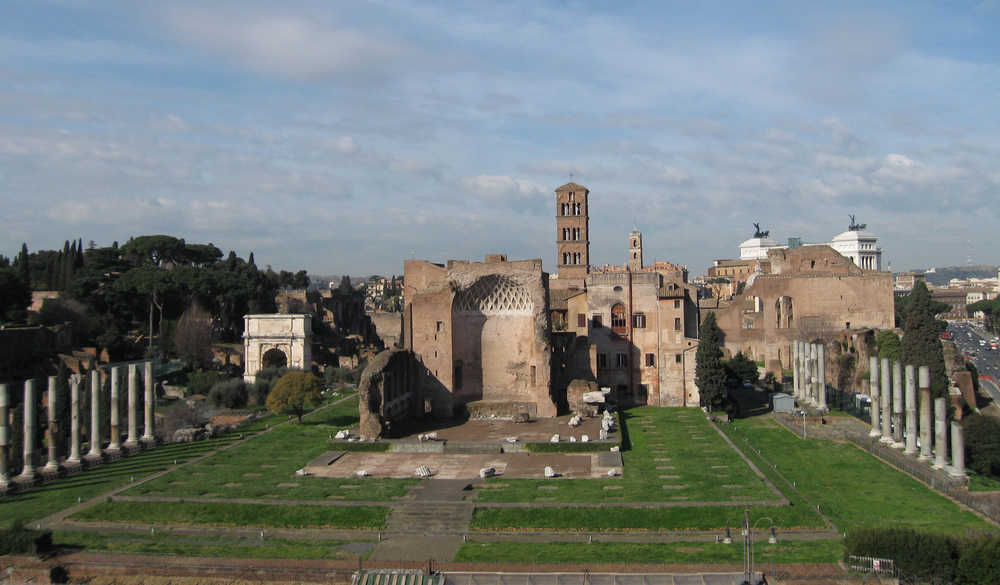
<box><xmin>415</xmin><ymin>465</ymin><xmax>432</xmax><ymax>478</ymax></box>
<box><xmin>550</xmin><ymin>434</ymin><xmax>560</xmax><ymax>443</ymax></box>
<box><xmin>479</xmin><ymin>467</ymin><xmax>496</xmax><ymax>479</ymax></box>
<box><xmin>607</xmin><ymin>468</ymin><xmax>619</xmax><ymax>477</ymax></box>
<box><xmin>569</xmin><ymin>436</ymin><xmax>577</xmax><ymax>443</ymax></box>
<box><xmin>544</xmin><ymin>466</ymin><xmax>559</xmax><ymax>478</ymax></box>
<box><xmin>355</xmin><ymin>470</ymin><xmax>369</xmax><ymax>478</ymax></box>
<box><xmin>610</xmin><ymin>446</ymin><xmax>619</xmax><ymax>452</ymax></box>
<box><xmin>335</xmin><ymin>429</ymin><xmax>350</xmax><ymax>440</ymax></box>
<box><xmin>504</xmin><ymin>436</ymin><xmax>519</xmax><ymax>443</ymax></box>
<box><xmin>581</xmin><ymin>434</ymin><xmax>590</xmax><ymax>442</ymax></box>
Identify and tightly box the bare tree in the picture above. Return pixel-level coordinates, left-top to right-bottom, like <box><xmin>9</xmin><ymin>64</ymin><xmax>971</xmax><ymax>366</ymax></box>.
<box><xmin>174</xmin><ymin>302</ymin><xmax>214</xmax><ymax>369</ymax></box>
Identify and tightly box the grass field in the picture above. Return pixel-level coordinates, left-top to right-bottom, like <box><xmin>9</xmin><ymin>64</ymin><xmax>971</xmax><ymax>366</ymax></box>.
<box><xmin>722</xmin><ymin>416</ymin><xmax>994</xmax><ymax>534</ymax></box>
<box><xmin>69</xmin><ymin>500</ymin><xmax>389</xmax><ymax>529</ymax></box>
<box><xmin>0</xmin><ymin>417</ymin><xmax>282</xmax><ymax>529</ymax></box>
<box><xmin>475</xmin><ymin>407</ymin><xmax>776</xmax><ymax>503</ymax></box>
<box><xmin>122</xmin><ymin>396</ymin><xmax>416</xmax><ymax>502</ymax></box>
<box><xmin>455</xmin><ymin>539</ymin><xmax>844</xmax><ymax>564</ymax></box>
<box><xmin>53</xmin><ymin>530</ymin><xmax>373</xmax><ymax>559</ymax></box>
<box><xmin>469</xmin><ymin>503</ymin><xmax>823</xmax><ymax>532</ymax></box>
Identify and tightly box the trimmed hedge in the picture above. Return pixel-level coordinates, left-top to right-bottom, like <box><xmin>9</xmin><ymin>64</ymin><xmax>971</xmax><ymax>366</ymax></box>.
<box><xmin>524</xmin><ymin>441</ymin><xmax>614</xmax><ymax>453</ymax></box>
<box><xmin>327</xmin><ymin>440</ymin><xmax>390</xmax><ymax>452</ymax></box>
<box><xmin>846</xmin><ymin>527</ymin><xmax>1000</xmax><ymax>585</ymax></box>
<box><xmin>0</xmin><ymin>521</ymin><xmax>53</xmax><ymax>556</ymax></box>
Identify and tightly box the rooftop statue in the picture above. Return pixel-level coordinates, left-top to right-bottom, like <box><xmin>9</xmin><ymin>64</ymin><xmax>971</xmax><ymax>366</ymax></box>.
<box><xmin>848</xmin><ymin>214</ymin><xmax>867</xmax><ymax>231</ymax></box>
<box><xmin>752</xmin><ymin>222</ymin><xmax>770</xmax><ymax>239</ymax></box>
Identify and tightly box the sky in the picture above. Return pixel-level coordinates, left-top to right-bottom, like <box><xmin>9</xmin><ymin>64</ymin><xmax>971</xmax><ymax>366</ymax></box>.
<box><xmin>1</xmin><ymin>1</ymin><xmax>999</xmax><ymax>277</ymax></box>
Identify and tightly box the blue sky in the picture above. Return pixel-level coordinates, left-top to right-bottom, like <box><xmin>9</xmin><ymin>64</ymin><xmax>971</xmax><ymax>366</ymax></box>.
<box><xmin>2</xmin><ymin>1</ymin><xmax>998</xmax><ymax>276</ymax></box>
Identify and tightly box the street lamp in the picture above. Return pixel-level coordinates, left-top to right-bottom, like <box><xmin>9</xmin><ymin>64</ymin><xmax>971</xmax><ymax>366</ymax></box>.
<box><xmin>719</xmin><ymin>507</ymin><xmax>776</xmax><ymax>585</ymax></box>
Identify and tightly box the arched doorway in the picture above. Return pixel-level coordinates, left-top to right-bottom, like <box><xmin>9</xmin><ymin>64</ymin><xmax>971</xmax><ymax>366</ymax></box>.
<box><xmin>262</xmin><ymin>347</ymin><xmax>288</xmax><ymax>369</ymax></box>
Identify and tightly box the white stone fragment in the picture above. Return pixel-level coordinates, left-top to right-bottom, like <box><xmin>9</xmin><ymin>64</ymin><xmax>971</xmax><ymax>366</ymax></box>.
<box><xmin>570</xmin><ymin>436</ymin><xmax>577</xmax><ymax>443</ymax></box>
<box><xmin>415</xmin><ymin>465</ymin><xmax>432</xmax><ymax>478</ymax></box>
<box><xmin>569</xmin><ymin>415</ymin><xmax>582</xmax><ymax>427</ymax></box>
<box><xmin>582</xmin><ymin>391</ymin><xmax>605</xmax><ymax>403</ymax></box>
<box><xmin>425</xmin><ymin>432</ymin><xmax>438</xmax><ymax>441</ymax></box>
<box><xmin>610</xmin><ymin>446</ymin><xmax>620</xmax><ymax>452</ymax></box>
<box><xmin>504</xmin><ymin>436</ymin><xmax>519</xmax><ymax>443</ymax></box>
<box><xmin>544</xmin><ymin>466</ymin><xmax>558</xmax><ymax>478</ymax></box>
<box><xmin>550</xmin><ymin>434</ymin><xmax>560</xmax><ymax>443</ymax></box>
<box><xmin>479</xmin><ymin>467</ymin><xmax>496</xmax><ymax>478</ymax></box>
<box><xmin>599</xmin><ymin>429</ymin><xmax>608</xmax><ymax>441</ymax></box>
<box><xmin>607</xmin><ymin>468</ymin><xmax>619</xmax><ymax>477</ymax></box>
<box><xmin>356</xmin><ymin>470</ymin><xmax>370</xmax><ymax>477</ymax></box>
<box><xmin>335</xmin><ymin>429</ymin><xmax>350</xmax><ymax>440</ymax></box>
<box><xmin>581</xmin><ymin>435</ymin><xmax>589</xmax><ymax>442</ymax></box>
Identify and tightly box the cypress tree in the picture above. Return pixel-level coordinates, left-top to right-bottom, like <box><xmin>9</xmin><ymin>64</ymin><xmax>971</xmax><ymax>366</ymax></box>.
<box><xmin>15</xmin><ymin>243</ymin><xmax>30</xmax><ymax>286</ymax></box>
<box><xmin>902</xmin><ymin>281</ymin><xmax>949</xmax><ymax>400</ymax></box>
<box><xmin>696</xmin><ymin>313</ymin><xmax>729</xmax><ymax>412</ymax></box>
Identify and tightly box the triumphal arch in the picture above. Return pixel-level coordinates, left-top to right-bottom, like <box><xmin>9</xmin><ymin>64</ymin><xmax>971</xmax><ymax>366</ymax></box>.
<box><xmin>243</xmin><ymin>314</ymin><xmax>312</xmax><ymax>383</ymax></box>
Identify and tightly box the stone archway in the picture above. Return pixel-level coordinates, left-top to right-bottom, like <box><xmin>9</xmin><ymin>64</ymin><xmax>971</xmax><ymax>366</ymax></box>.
<box><xmin>243</xmin><ymin>314</ymin><xmax>312</xmax><ymax>383</ymax></box>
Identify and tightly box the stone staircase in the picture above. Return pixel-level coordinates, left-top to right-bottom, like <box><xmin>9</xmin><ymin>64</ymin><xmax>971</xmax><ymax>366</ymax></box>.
<box><xmin>387</xmin><ymin>479</ymin><xmax>476</xmax><ymax>535</ymax></box>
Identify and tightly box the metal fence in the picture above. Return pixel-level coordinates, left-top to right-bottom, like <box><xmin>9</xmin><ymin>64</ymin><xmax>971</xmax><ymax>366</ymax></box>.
<box><xmin>846</xmin><ymin>555</ymin><xmax>897</xmax><ymax>577</ymax></box>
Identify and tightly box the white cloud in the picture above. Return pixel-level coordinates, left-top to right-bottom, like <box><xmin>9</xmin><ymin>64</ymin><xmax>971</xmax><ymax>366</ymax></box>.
<box><xmin>459</xmin><ymin>175</ymin><xmax>546</xmax><ymax>198</ymax></box>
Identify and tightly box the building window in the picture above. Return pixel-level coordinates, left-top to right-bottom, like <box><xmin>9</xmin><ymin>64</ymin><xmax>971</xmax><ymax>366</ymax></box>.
<box><xmin>531</xmin><ymin>365</ymin><xmax>536</xmax><ymax>385</ymax></box>
<box><xmin>633</xmin><ymin>313</ymin><xmax>646</xmax><ymax>328</ymax></box>
<box><xmin>611</xmin><ymin>303</ymin><xmax>627</xmax><ymax>334</ymax></box>
<box><xmin>597</xmin><ymin>353</ymin><xmax>607</xmax><ymax>369</ymax></box>
<box><xmin>592</xmin><ymin>314</ymin><xmax>602</xmax><ymax>328</ymax></box>
<box><xmin>577</xmin><ymin>313</ymin><xmax>586</xmax><ymax>327</ymax></box>
<box><xmin>674</xmin><ymin>299</ymin><xmax>680</xmax><ymax>309</ymax></box>
<box><xmin>436</xmin><ymin>321</ymin><xmax>443</xmax><ymax>332</ymax></box>
<box><xmin>674</xmin><ymin>317</ymin><xmax>681</xmax><ymax>331</ymax></box>
<box><xmin>645</xmin><ymin>353</ymin><xmax>655</xmax><ymax>367</ymax></box>
<box><xmin>616</xmin><ymin>353</ymin><xmax>628</xmax><ymax>368</ymax></box>
<box><xmin>675</xmin><ymin>353</ymin><xmax>682</xmax><ymax>364</ymax></box>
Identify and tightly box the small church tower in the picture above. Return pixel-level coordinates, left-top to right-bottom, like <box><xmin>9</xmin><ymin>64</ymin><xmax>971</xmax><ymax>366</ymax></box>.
<box><xmin>628</xmin><ymin>229</ymin><xmax>643</xmax><ymax>271</ymax></box>
<box><xmin>554</xmin><ymin>182</ymin><xmax>590</xmax><ymax>289</ymax></box>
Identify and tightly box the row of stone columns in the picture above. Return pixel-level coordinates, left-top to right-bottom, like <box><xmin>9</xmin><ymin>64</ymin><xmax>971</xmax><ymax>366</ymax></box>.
<box><xmin>867</xmin><ymin>357</ymin><xmax>965</xmax><ymax>478</ymax></box>
<box><xmin>792</xmin><ymin>340</ymin><xmax>827</xmax><ymax>411</ymax></box>
<box><xmin>0</xmin><ymin>361</ymin><xmax>155</xmax><ymax>491</ymax></box>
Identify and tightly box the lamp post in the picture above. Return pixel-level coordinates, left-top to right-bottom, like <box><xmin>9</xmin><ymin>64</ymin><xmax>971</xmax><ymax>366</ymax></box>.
<box><xmin>720</xmin><ymin>507</ymin><xmax>776</xmax><ymax>585</ymax></box>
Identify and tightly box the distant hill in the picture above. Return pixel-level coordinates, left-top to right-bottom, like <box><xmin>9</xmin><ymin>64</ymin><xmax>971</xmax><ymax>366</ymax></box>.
<box><xmin>916</xmin><ymin>265</ymin><xmax>997</xmax><ymax>286</ymax></box>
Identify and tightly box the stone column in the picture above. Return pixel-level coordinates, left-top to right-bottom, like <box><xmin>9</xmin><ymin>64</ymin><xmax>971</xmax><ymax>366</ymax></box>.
<box><xmin>891</xmin><ymin>361</ymin><xmax>904</xmax><ymax>448</ymax></box>
<box><xmin>792</xmin><ymin>342</ymin><xmax>800</xmax><ymax>399</ymax></box>
<box><xmin>880</xmin><ymin>358</ymin><xmax>892</xmax><ymax>442</ymax></box>
<box><xmin>108</xmin><ymin>366</ymin><xmax>121</xmax><ymax>453</ymax></box>
<box><xmin>918</xmin><ymin>366</ymin><xmax>932</xmax><ymax>462</ymax></box>
<box><xmin>86</xmin><ymin>370</ymin><xmax>102</xmax><ymax>461</ymax></box>
<box><xmin>904</xmin><ymin>365</ymin><xmax>917</xmax><ymax>455</ymax></box>
<box><xmin>142</xmin><ymin>361</ymin><xmax>155</xmax><ymax>444</ymax></box>
<box><xmin>67</xmin><ymin>375</ymin><xmax>81</xmax><ymax>465</ymax></box>
<box><xmin>44</xmin><ymin>376</ymin><xmax>60</xmax><ymax>471</ymax></box>
<box><xmin>933</xmin><ymin>397</ymin><xmax>948</xmax><ymax>469</ymax></box>
<box><xmin>869</xmin><ymin>356</ymin><xmax>881</xmax><ymax>438</ymax></box>
<box><xmin>809</xmin><ymin>343</ymin><xmax>818</xmax><ymax>405</ymax></box>
<box><xmin>20</xmin><ymin>379</ymin><xmax>37</xmax><ymax>481</ymax></box>
<box><xmin>0</xmin><ymin>384</ymin><xmax>10</xmax><ymax>489</ymax></box>
<box><xmin>950</xmin><ymin>421</ymin><xmax>966</xmax><ymax>478</ymax></box>
<box><xmin>125</xmin><ymin>363</ymin><xmax>139</xmax><ymax>448</ymax></box>
<box><xmin>817</xmin><ymin>343</ymin><xmax>827</xmax><ymax>410</ymax></box>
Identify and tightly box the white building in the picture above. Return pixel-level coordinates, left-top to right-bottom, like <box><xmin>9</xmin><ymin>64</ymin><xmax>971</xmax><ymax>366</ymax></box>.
<box><xmin>829</xmin><ymin>228</ymin><xmax>882</xmax><ymax>271</ymax></box>
<box><xmin>739</xmin><ymin>236</ymin><xmax>784</xmax><ymax>260</ymax></box>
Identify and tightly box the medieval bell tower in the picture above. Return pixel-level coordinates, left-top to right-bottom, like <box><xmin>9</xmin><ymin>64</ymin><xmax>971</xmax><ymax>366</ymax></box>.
<box><xmin>554</xmin><ymin>182</ymin><xmax>590</xmax><ymax>289</ymax></box>
<box><xmin>628</xmin><ymin>228</ymin><xmax>643</xmax><ymax>271</ymax></box>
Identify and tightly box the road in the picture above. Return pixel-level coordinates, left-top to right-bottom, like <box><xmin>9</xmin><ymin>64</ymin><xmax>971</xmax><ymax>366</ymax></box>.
<box><xmin>946</xmin><ymin>321</ymin><xmax>1000</xmax><ymax>404</ymax></box>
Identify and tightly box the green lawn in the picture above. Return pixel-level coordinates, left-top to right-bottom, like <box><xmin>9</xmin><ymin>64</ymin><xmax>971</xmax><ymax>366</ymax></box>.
<box><xmin>122</xmin><ymin>396</ymin><xmax>416</xmax><ymax>502</ymax></box>
<box><xmin>53</xmin><ymin>530</ymin><xmax>373</xmax><ymax>559</ymax></box>
<box><xmin>475</xmin><ymin>407</ymin><xmax>776</xmax><ymax>503</ymax></box>
<box><xmin>455</xmin><ymin>539</ymin><xmax>844</xmax><ymax>565</ymax></box>
<box><xmin>0</xmin><ymin>423</ymin><xmax>276</xmax><ymax>529</ymax></box>
<box><xmin>723</xmin><ymin>416</ymin><xmax>994</xmax><ymax>533</ymax></box>
<box><xmin>69</xmin><ymin>500</ymin><xmax>389</xmax><ymax>529</ymax></box>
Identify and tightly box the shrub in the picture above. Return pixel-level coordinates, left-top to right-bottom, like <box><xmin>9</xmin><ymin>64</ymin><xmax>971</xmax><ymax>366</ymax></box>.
<box><xmin>962</xmin><ymin>414</ymin><xmax>1000</xmax><ymax>478</ymax></box>
<box><xmin>955</xmin><ymin>535</ymin><xmax>1000</xmax><ymax>585</ymax></box>
<box><xmin>845</xmin><ymin>527</ymin><xmax>958</xmax><ymax>584</ymax></box>
<box><xmin>186</xmin><ymin>370</ymin><xmax>228</xmax><ymax>397</ymax></box>
<box><xmin>251</xmin><ymin>366</ymin><xmax>289</xmax><ymax>405</ymax></box>
<box><xmin>208</xmin><ymin>378</ymin><xmax>248</xmax><ymax>409</ymax></box>
<box><xmin>0</xmin><ymin>521</ymin><xmax>53</xmax><ymax>556</ymax></box>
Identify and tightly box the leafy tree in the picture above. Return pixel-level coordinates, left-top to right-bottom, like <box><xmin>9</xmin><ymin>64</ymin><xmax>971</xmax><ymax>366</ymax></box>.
<box><xmin>876</xmin><ymin>330</ymin><xmax>903</xmax><ymax>362</ymax></box>
<box><xmin>0</xmin><ymin>267</ymin><xmax>31</xmax><ymax>323</ymax></box>
<box><xmin>969</xmin><ymin>297</ymin><xmax>1000</xmax><ymax>334</ymax></box>
<box><xmin>120</xmin><ymin>235</ymin><xmax>186</xmax><ymax>266</ymax></box>
<box><xmin>725</xmin><ymin>351</ymin><xmax>758</xmax><ymax>384</ymax></box>
<box><xmin>901</xmin><ymin>281</ymin><xmax>949</xmax><ymax>400</ymax></box>
<box><xmin>266</xmin><ymin>371</ymin><xmax>323</xmax><ymax>423</ymax></box>
<box><xmin>209</xmin><ymin>378</ymin><xmax>248</xmax><ymax>409</ymax></box>
<box><xmin>696</xmin><ymin>313</ymin><xmax>728</xmax><ymax>412</ymax></box>
<box><xmin>895</xmin><ymin>287</ymin><xmax>951</xmax><ymax>328</ymax></box>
